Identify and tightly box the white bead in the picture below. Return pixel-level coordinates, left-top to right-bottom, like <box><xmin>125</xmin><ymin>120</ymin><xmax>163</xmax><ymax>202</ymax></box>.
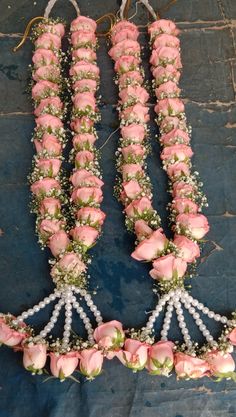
<box><xmin>189</xmin><ymin>307</ymin><xmax>195</xmax><ymax>315</ymax></box>
<box><xmin>214</xmin><ymin>314</ymin><xmax>221</xmax><ymax>322</ymax></box>
<box><xmin>221</xmin><ymin>317</ymin><xmax>228</xmax><ymax>324</ymax></box>
<box><xmin>192</xmin><ymin>299</ymin><xmax>198</xmax><ymax>307</ymax></box>
<box><xmin>40</xmin><ymin>331</ymin><xmax>47</xmax><ymax>338</ymax></box>
<box><xmin>208</xmin><ymin>311</ymin><xmax>214</xmax><ymax>318</ymax></box>
<box><xmin>22</xmin><ymin>312</ymin><xmax>28</xmax><ymax>319</ymax></box>
<box><xmin>39</xmin><ymin>302</ymin><xmax>46</xmax><ymax>308</ymax></box>
<box><xmin>203</xmin><ymin>307</ymin><xmax>209</xmax><ymax>314</ymax></box>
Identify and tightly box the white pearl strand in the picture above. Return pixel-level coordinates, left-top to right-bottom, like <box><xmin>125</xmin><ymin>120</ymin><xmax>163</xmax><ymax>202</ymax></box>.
<box><xmin>36</xmin><ymin>298</ymin><xmax>65</xmax><ymax>340</ymax></box>
<box><xmin>174</xmin><ymin>298</ymin><xmax>193</xmax><ymax>349</ymax></box>
<box><xmin>73</xmin><ymin>300</ymin><xmax>94</xmax><ymax>344</ymax></box>
<box><xmin>145</xmin><ymin>291</ymin><xmax>172</xmax><ymax>332</ymax></box>
<box><xmin>160</xmin><ymin>300</ymin><xmax>174</xmax><ymax>341</ymax></box>
<box><xmin>62</xmin><ymin>288</ymin><xmax>74</xmax><ymax>348</ymax></box>
<box><xmin>74</xmin><ymin>288</ymin><xmax>103</xmax><ymax>325</ymax></box>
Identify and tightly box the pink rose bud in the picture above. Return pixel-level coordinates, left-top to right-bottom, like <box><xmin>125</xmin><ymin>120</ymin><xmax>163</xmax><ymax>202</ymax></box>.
<box><xmin>34</xmin><ymin>96</ymin><xmax>63</xmax><ymax>117</ymax></box>
<box><xmin>36</xmin><ymin>158</ymin><xmax>61</xmax><ymax>177</ymax></box>
<box><xmin>148</xmin><ymin>19</ymin><xmax>180</xmax><ymax>38</ymax></box>
<box><xmin>228</xmin><ymin>328</ymin><xmax>236</xmax><ymax>346</ymax></box>
<box><xmin>176</xmin><ymin>213</ymin><xmax>210</xmax><ymax>240</ymax></box>
<box><xmin>121</xmin><ymin>124</ymin><xmax>146</xmax><ymax>142</ymax></box>
<box><xmin>72</xmin><ymin>48</ymin><xmax>96</xmax><ymax>63</ymax></box>
<box><xmin>173</xmin><ymin>235</ymin><xmax>200</xmax><ymax>263</ymax></box>
<box><xmin>150</xmin><ymin>254</ymin><xmax>187</xmax><ymax>281</ymax></box>
<box><xmin>76</xmin><ymin>207</ymin><xmax>106</xmax><ymax>226</ymax></box>
<box><xmin>166</xmin><ymin>162</ymin><xmax>190</xmax><ymax>179</ymax></box>
<box><xmin>0</xmin><ymin>317</ymin><xmax>27</xmax><ymax>346</ymax></box>
<box><xmin>35</xmin><ymin>32</ymin><xmax>62</xmax><ymax>50</ymax></box>
<box><xmin>71</xmin><ymin>30</ymin><xmax>96</xmax><ymax>48</ymax></box>
<box><xmin>51</xmin><ymin>252</ymin><xmax>86</xmax><ymax>280</ymax></box>
<box><xmin>121</xmin><ymin>104</ymin><xmax>149</xmax><ymax>124</ymax></box>
<box><xmin>36</xmin><ymin>134</ymin><xmax>62</xmax><ymax>156</ymax></box>
<box><xmin>119</xmin><ymin>85</ymin><xmax>149</xmax><ymax>105</ymax></box>
<box><xmin>172</xmin><ymin>181</ymin><xmax>195</xmax><ymax>199</ymax></box>
<box><xmin>121</xmin><ymin>144</ymin><xmax>145</xmax><ymax>161</ymax></box>
<box><xmin>50</xmin><ymin>352</ymin><xmax>79</xmax><ymax>380</ymax></box>
<box><xmin>122</xmin><ymin>180</ymin><xmax>142</xmax><ymax>201</ymax></box>
<box><xmin>155</xmin><ymin>98</ymin><xmax>185</xmax><ymax>118</ymax></box>
<box><xmin>150</xmin><ymin>47</ymin><xmax>182</xmax><ymax>69</ymax></box>
<box><xmin>73</xmin><ymin>92</ymin><xmax>96</xmax><ymax>112</ymax></box>
<box><xmin>75</xmin><ymin>150</ymin><xmax>94</xmax><ymax>168</ymax></box>
<box><xmin>32</xmin><ymin>80</ymin><xmax>59</xmax><ymax>101</ymax></box>
<box><xmin>146</xmin><ymin>341</ymin><xmax>174</xmax><ymax>375</ymax></box>
<box><xmin>38</xmin><ymin>219</ymin><xmax>65</xmax><ymax>240</ymax></box>
<box><xmin>160</xmin><ymin>116</ymin><xmax>187</xmax><ymax>133</ymax></box>
<box><xmin>79</xmin><ymin>348</ymin><xmax>103</xmax><ymax>378</ymax></box>
<box><xmin>161</xmin><ymin>144</ymin><xmax>193</xmax><ymax>162</ymax></box>
<box><xmin>35</xmin><ymin>114</ymin><xmax>63</xmax><ymax>130</ymax></box>
<box><xmin>132</xmin><ymin>228</ymin><xmax>168</xmax><ymax>261</ymax></box>
<box><xmin>73</xmin><ymin>78</ymin><xmax>97</xmax><ymax>93</ymax></box>
<box><xmin>32</xmin><ymin>49</ymin><xmax>59</xmax><ymax>68</ymax></box>
<box><xmin>71</xmin><ymin>187</ymin><xmax>103</xmax><ymax>205</ymax></box>
<box><xmin>153</xmin><ymin>33</ymin><xmax>180</xmax><ymax>49</ymax></box>
<box><xmin>71</xmin><ymin>116</ymin><xmax>94</xmax><ymax>133</ymax></box>
<box><xmin>121</xmin><ymin>164</ymin><xmax>144</xmax><ymax>181</ymax></box>
<box><xmin>205</xmin><ymin>350</ymin><xmax>235</xmax><ymax>376</ymax></box>
<box><xmin>111</xmin><ymin>27</ymin><xmax>139</xmax><ymax>44</ymax></box>
<box><xmin>160</xmin><ymin>129</ymin><xmax>190</xmax><ymax>146</ymax></box>
<box><xmin>33</xmin><ymin>65</ymin><xmax>61</xmax><ymax>83</ymax></box>
<box><xmin>109</xmin><ymin>40</ymin><xmax>141</xmax><ymax>61</ymax></box>
<box><xmin>40</xmin><ymin>22</ymin><xmax>65</xmax><ymax>37</ymax></box>
<box><xmin>114</xmin><ymin>55</ymin><xmax>140</xmax><ymax>73</ymax></box>
<box><xmin>31</xmin><ymin>178</ymin><xmax>60</xmax><ymax>197</ymax></box>
<box><xmin>111</xmin><ymin>20</ymin><xmax>138</xmax><ymax>36</ymax></box>
<box><xmin>93</xmin><ymin>320</ymin><xmax>125</xmax><ymax>350</ymax></box>
<box><xmin>152</xmin><ymin>64</ymin><xmax>181</xmax><ymax>86</ymax></box>
<box><xmin>125</xmin><ymin>197</ymin><xmax>152</xmax><ymax>218</ymax></box>
<box><xmin>70</xmin><ymin>225</ymin><xmax>99</xmax><ymax>247</ymax></box>
<box><xmin>48</xmin><ymin>230</ymin><xmax>70</xmax><ymax>257</ymax></box>
<box><xmin>116</xmin><ymin>339</ymin><xmax>149</xmax><ymax>371</ymax></box>
<box><xmin>69</xmin><ymin>62</ymin><xmax>100</xmax><ymax>78</ymax></box>
<box><xmin>174</xmin><ymin>352</ymin><xmax>210</xmax><ymax>379</ymax></box>
<box><xmin>134</xmin><ymin>219</ymin><xmax>153</xmax><ymax>240</ymax></box>
<box><xmin>73</xmin><ymin>133</ymin><xmax>96</xmax><ymax>150</ymax></box>
<box><xmin>172</xmin><ymin>197</ymin><xmax>198</xmax><ymax>215</ymax></box>
<box><xmin>70</xmin><ymin>169</ymin><xmax>103</xmax><ymax>188</ymax></box>
<box><xmin>155</xmin><ymin>80</ymin><xmax>181</xmax><ymax>100</ymax></box>
<box><xmin>23</xmin><ymin>343</ymin><xmax>47</xmax><ymax>371</ymax></box>
<box><xmin>39</xmin><ymin>197</ymin><xmax>61</xmax><ymax>216</ymax></box>
<box><xmin>70</xmin><ymin>16</ymin><xmax>97</xmax><ymax>32</ymax></box>
<box><xmin>119</xmin><ymin>71</ymin><xmax>144</xmax><ymax>88</ymax></box>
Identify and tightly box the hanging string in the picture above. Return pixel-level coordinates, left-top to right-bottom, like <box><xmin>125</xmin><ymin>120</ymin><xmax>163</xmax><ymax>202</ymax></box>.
<box><xmin>44</xmin><ymin>0</ymin><xmax>58</xmax><ymax>18</ymax></box>
<box><xmin>160</xmin><ymin>0</ymin><xmax>177</xmax><ymax>16</ymax></box>
<box><xmin>98</xmin><ymin>127</ymin><xmax>120</xmax><ymax>150</ymax></box>
<box><xmin>119</xmin><ymin>0</ymin><xmax>129</xmax><ymax>20</ymax></box>
<box><xmin>96</xmin><ymin>13</ymin><xmax>116</xmax><ymax>37</ymax></box>
<box><xmin>69</xmin><ymin>0</ymin><xmax>81</xmax><ymax>16</ymax></box>
<box><xmin>12</xmin><ymin>16</ymin><xmax>45</xmax><ymax>52</ymax></box>
<box><xmin>139</xmin><ymin>0</ymin><xmax>157</xmax><ymax>20</ymax></box>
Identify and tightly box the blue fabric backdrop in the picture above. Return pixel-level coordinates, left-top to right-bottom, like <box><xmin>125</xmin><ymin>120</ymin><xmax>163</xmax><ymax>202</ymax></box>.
<box><xmin>0</xmin><ymin>0</ymin><xmax>236</xmax><ymax>416</ymax></box>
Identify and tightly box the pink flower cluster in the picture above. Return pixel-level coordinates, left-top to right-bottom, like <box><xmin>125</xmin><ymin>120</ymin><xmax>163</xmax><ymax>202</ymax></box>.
<box><xmin>109</xmin><ymin>19</ymin><xmax>209</xmax><ymax>284</ymax></box>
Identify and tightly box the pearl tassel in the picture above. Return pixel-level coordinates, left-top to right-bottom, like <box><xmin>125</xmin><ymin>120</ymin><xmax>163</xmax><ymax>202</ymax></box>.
<box><xmin>174</xmin><ymin>299</ymin><xmax>193</xmax><ymax>349</ymax></box>
<box><xmin>160</xmin><ymin>300</ymin><xmax>174</xmax><ymax>341</ymax></box>
<box><xmin>37</xmin><ymin>298</ymin><xmax>64</xmax><ymax>340</ymax></box>
<box><xmin>73</xmin><ymin>300</ymin><xmax>94</xmax><ymax>344</ymax></box>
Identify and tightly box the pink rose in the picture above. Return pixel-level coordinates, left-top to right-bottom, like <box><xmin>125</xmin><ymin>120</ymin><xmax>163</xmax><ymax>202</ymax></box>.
<box><xmin>175</xmin><ymin>352</ymin><xmax>210</xmax><ymax>379</ymax></box>
<box><xmin>121</xmin><ymin>144</ymin><xmax>145</xmax><ymax>161</ymax></box>
<box><xmin>35</xmin><ymin>134</ymin><xmax>62</xmax><ymax>156</ymax></box>
<box><xmin>155</xmin><ymin>80</ymin><xmax>181</xmax><ymax>100</ymax></box>
<box><xmin>109</xmin><ymin>40</ymin><xmax>140</xmax><ymax>61</ymax></box>
<box><xmin>228</xmin><ymin>328</ymin><xmax>236</xmax><ymax>346</ymax></box>
<box><xmin>119</xmin><ymin>85</ymin><xmax>149</xmax><ymax>105</ymax></box>
<box><xmin>76</xmin><ymin>207</ymin><xmax>106</xmax><ymax>226</ymax></box>
<box><xmin>112</xmin><ymin>20</ymin><xmax>138</xmax><ymax>36</ymax></box>
<box><xmin>166</xmin><ymin>162</ymin><xmax>190</xmax><ymax>179</ymax></box>
<box><xmin>23</xmin><ymin>343</ymin><xmax>47</xmax><ymax>371</ymax></box>
<box><xmin>51</xmin><ymin>252</ymin><xmax>86</xmax><ymax>279</ymax></box>
<box><xmin>153</xmin><ymin>34</ymin><xmax>180</xmax><ymax>49</ymax></box>
<box><xmin>70</xmin><ymin>225</ymin><xmax>98</xmax><ymax>247</ymax></box>
<box><xmin>32</xmin><ymin>49</ymin><xmax>58</xmax><ymax>68</ymax></box>
<box><xmin>150</xmin><ymin>46</ymin><xmax>182</xmax><ymax>68</ymax></box>
<box><xmin>32</xmin><ymin>80</ymin><xmax>59</xmax><ymax>101</ymax></box>
<box><xmin>161</xmin><ymin>144</ymin><xmax>193</xmax><ymax>162</ymax></box>
<box><xmin>160</xmin><ymin>128</ymin><xmax>190</xmax><ymax>146</ymax></box>
<box><xmin>50</xmin><ymin>352</ymin><xmax>79</xmax><ymax>379</ymax></box>
<box><xmin>70</xmin><ymin>62</ymin><xmax>100</xmax><ymax>78</ymax></box>
<box><xmin>155</xmin><ymin>98</ymin><xmax>185</xmax><ymax>117</ymax></box>
<box><xmin>73</xmin><ymin>78</ymin><xmax>97</xmax><ymax>93</ymax></box>
<box><xmin>40</xmin><ymin>22</ymin><xmax>65</xmax><ymax>37</ymax></box>
<box><xmin>205</xmin><ymin>350</ymin><xmax>235</xmax><ymax>376</ymax></box>
<box><xmin>93</xmin><ymin>320</ymin><xmax>125</xmax><ymax>349</ymax></box>
<box><xmin>48</xmin><ymin>230</ymin><xmax>70</xmax><ymax>257</ymax></box>
<box><xmin>72</xmin><ymin>48</ymin><xmax>96</xmax><ymax>62</ymax></box>
<box><xmin>119</xmin><ymin>70</ymin><xmax>144</xmax><ymax>88</ymax></box>
<box><xmin>172</xmin><ymin>181</ymin><xmax>195</xmax><ymax>199</ymax></box>
<box><xmin>150</xmin><ymin>254</ymin><xmax>187</xmax><ymax>280</ymax></box>
<box><xmin>114</xmin><ymin>55</ymin><xmax>140</xmax><ymax>73</ymax></box>
<box><xmin>39</xmin><ymin>197</ymin><xmax>61</xmax><ymax>216</ymax></box>
<box><xmin>173</xmin><ymin>235</ymin><xmax>200</xmax><ymax>263</ymax></box>
<box><xmin>34</xmin><ymin>96</ymin><xmax>63</xmax><ymax>117</ymax></box>
<box><xmin>79</xmin><ymin>348</ymin><xmax>103</xmax><ymax>378</ymax></box>
<box><xmin>75</xmin><ymin>150</ymin><xmax>94</xmax><ymax>168</ymax></box>
<box><xmin>152</xmin><ymin>64</ymin><xmax>181</xmax><ymax>86</ymax></box>
<box><xmin>122</xmin><ymin>180</ymin><xmax>142</xmax><ymax>201</ymax></box>
<box><xmin>73</xmin><ymin>92</ymin><xmax>96</xmax><ymax>111</ymax></box>
<box><xmin>125</xmin><ymin>197</ymin><xmax>152</xmax><ymax>218</ymax></box>
<box><xmin>132</xmin><ymin>229</ymin><xmax>168</xmax><ymax>261</ymax></box>
<box><xmin>176</xmin><ymin>213</ymin><xmax>210</xmax><ymax>239</ymax></box>
<box><xmin>121</xmin><ymin>163</ymin><xmax>144</xmax><ymax>180</ymax></box>
<box><xmin>172</xmin><ymin>197</ymin><xmax>198</xmax><ymax>214</ymax></box>
<box><xmin>121</xmin><ymin>124</ymin><xmax>146</xmax><ymax>142</ymax></box>
<box><xmin>111</xmin><ymin>28</ymin><xmax>139</xmax><ymax>44</ymax></box>
<box><xmin>36</xmin><ymin>158</ymin><xmax>61</xmax><ymax>177</ymax></box>
<box><xmin>160</xmin><ymin>116</ymin><xmax>187</xmax><ymax>133</ymax></box>
<box><xmin>38</xmin><ymin>219</ymin><xmax>65</xmax><ymax>239</ymax></box>
<box><xmin>71</xmin><ymin>30</ymin><xmax>96</xmax><ymax>48</ymax></box>
<box><xmin>70</xmin><ymin>16</ymin><xmax>97</xmax><ymax>32</ymax></box>
<box><xmin>35</xmin><ymin>114</ymin><xmax>63</xmax><ymax>130</ymax></box>
<box><xmin>148</xmin><ymin>19</ymin><xmax>180</xmax><ymax>38</ymax></box>
<box><xmin>73</xmin><ymin>133</ymin><xmax>96</xmax><ymax>150</ymax></box>
<box><xmin>116</xmin><ymin>339</ymin><xmax>149</xmax><ymax>370</ymax></box>
<box><xmin>121</xmin><ymin>104</ymin><xmax>149</xmax><ymax>124</ymax></box>
<box><xmin>134</xmin><ymin>219</ymin><xmax>153</xmax><ymax>240</ymax></box>
<box><xmin>31</xmin><ymin>178</ymin><xmax>60</xmax><ymax>197</ymax></box>
<box><xmin>0</xmin><ymin>317</ymin><xmax>27</xmax><ymax>347</ymax></box>
<box><xmin>71</xmin><ymin>116</ymin><xmax>94</xmax><ymax>133</ymax></box>
<box><xmin>146</xmin><ymin>341</ymin><xmax>174</xmax><ymax>375</ymax></box>
<box><xmin>33</xmin><ymin>65</ymin><xmax>61</xmax><ymax>83</ymax></box>
<box><xmin>70</xmin><ymin>169</ymin><xmax>103</xmax><ymax>188</ymax></box>
<box><xmin>35</xmin><ymin>33</ymin><xmax>61</xmax><ymax>50</ymax></box>
<box><xmin>71</xmin><ymin>187</ymin><xmax>103</xmax><ymax>205</ymax></box>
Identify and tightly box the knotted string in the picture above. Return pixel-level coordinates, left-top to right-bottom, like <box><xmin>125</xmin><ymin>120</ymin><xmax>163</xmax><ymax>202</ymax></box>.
<box><xmin>44</xmin><ymin>0</ymin><xmax>80</xmax><ymax>18</ymax></box>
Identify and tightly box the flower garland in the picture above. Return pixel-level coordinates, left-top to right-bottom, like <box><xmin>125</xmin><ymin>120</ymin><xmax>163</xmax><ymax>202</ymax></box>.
<box><xmin>108</xmin><ymin>15</ymin><xmax>236</xmax><ymax>380</ymax></box>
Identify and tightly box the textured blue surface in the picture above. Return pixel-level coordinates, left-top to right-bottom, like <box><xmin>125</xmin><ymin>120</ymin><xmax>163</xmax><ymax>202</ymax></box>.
<box><xmin>0</xmin><ymin>0</ymin><xmax>236</xmax><ymax>416</ymax></box>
